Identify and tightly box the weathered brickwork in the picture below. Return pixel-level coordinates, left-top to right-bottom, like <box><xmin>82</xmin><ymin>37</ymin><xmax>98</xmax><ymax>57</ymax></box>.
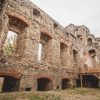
<box><xmin>0</xmin><ymin>0</ymin><xmax>100</xmax><ymax>92</ymax></box>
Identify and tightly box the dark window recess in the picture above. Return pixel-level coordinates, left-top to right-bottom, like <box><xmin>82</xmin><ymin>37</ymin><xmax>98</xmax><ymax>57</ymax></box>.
<box><xmin>66</xmin><ymin>32</ymin><xmax>69</xmax><ymax>37</ymax></box>
<box><xmin>0</xmin><ymin>0</ymin><xmax>4</xmax><ymax>7</ymax></box>
<box><xmin>25</xmin><ymin>88</ymin><xmax>31</xmax><ymax>91</ymax></box>
<box><xmin>33</xmin><ymin>9</ymin><xmax>40</xmax><ymax>16</ymax></box>
<box><xmin>0</xmin><ymin>0</ymin><xmax>4</xmax><ymax>4</ymax></box>
<box><xmin>80</xmin><ymin>38</ymin><xmax>82</xmax><ymax>41</ymax></box>
<box><xmin>77</xmin><ymin>35</ymin><xmax>81</xmax><ymax>39</ymax></box>
<box><xmin>54</xmin><ymin>23</ymin><xmax>58</xmax><ymax>29</ymax></box>
<box><xmin>57</xmin><ymin>86</ymin><xmax>59</xmax><ymax>89</ymax></box>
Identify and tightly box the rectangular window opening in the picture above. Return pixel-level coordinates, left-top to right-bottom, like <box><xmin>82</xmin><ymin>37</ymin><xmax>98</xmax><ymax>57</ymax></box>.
<box><xmin>38</xmin><ymin>43</ymin><xmax>43</xmax><ymax>61</ymax></box>
<box><xmin>25</xmin><ymin>87</ymin><xmax>31</xmax><ymax>92</ymax></box>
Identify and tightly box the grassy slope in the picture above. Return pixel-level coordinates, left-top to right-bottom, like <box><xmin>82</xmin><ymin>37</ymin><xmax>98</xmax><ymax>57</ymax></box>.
<box><xmin>0</xmin><ymin>92</ymin><xmax>61</xmax><ymax>100</ymax></box>
<box><xmin>0</xmin><ymin>88</ymin><xmax>100</xmax><ymax>100</ymax></box>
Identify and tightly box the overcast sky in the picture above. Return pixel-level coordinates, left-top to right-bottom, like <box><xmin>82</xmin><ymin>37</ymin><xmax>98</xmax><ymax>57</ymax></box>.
<box><xmin>30</xmin><ymin>0</ymin><xmax>100</xmax><ymax>37</ymax></box>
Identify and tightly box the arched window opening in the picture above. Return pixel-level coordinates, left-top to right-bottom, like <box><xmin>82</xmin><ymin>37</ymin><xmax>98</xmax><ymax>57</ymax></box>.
<box><xmin>73</xmin><ymin>50</ymin><xmax>78</xmax><ymax>66</ymax></box>
<box><xmin>88</xmin><ymin>38</ymin><xmax>92</xmax><ymax>45</ymax></box>
<box><xmin>77</xmin><ymin>35</ymin><xmax>82</xmax><ymax>43</ymax></box>
<box><xmin>60</xmin><ymin>43</ymin><xmax>68</xmax><ymax>66</ymax></box>
<box><xmin>40</xmin><ymin>32</ymin><xmax>52</xmax><ymax>63</ymax></box>
<box><xmin>9</xmin><ymin>16</ymin><xmax>28</xmax><ymax>29</ymax></box>
<box><xmin>3</xmin><ymin>31</ymin><xmax>17</xmax><ymax>55</ymax></box>
<box><xmin>89</xmin><ymin>49</ymin><xmax>96</xmax><ymax>67</ymax></box>
<box><xmin>76</xmin><ymin>29</ymin><xmax>78</xmax><ymax>31</ymax></box>
<box><xmin>89</xmin><ymin>50</ymin><xmax>96</xmax><ymax>57</ymax></box>
<box><xmin>37</xmin><ymin>78</ymin><xmax>52</xmax><ymax>91</ymax></box>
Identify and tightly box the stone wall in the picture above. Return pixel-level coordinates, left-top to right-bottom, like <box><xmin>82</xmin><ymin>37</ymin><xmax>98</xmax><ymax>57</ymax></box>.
<box><xmin>0</xmin><ymin>0</ymin><xmax>100</xmax><ymax>92</ymax></box>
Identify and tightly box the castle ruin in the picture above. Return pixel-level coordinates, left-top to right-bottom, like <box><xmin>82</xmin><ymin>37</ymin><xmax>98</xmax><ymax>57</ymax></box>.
<box><xmin>0</xmin><ymin>0</ymin><xmax>100</xmax><ymax>92</ymax></box>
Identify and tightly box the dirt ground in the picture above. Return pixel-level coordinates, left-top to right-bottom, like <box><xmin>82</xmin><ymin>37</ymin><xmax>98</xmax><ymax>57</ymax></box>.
<box><xmin>0</xmin><ymin>88</ymin><xmax>100</xmax><ymax>100</ymax></box>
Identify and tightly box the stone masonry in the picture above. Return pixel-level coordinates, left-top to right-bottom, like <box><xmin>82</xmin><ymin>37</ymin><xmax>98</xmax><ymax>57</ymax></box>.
<box><xmin>0</xmin><ymin>0</ymin><xmax>100</xmax><ymax>92</ymax></box>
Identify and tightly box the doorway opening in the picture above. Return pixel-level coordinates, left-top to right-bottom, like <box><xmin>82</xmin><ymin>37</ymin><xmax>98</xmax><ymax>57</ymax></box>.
<box><xmin>37</xmin><ymin>78</ymin><xmax>52</xmax><ymax>91</ymax></box>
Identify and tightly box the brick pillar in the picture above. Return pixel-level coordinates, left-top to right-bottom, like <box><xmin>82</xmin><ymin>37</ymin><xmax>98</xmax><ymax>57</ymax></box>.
<box><xmin>62</xmin><ymin>45</ymin><xmax>70</xmax><ymax>67</ymax></box>
<box><xmin>51</xmin><ymin>36</ymin><xmax>60</xmax><ymax>66</ymax></box>
<box><xmin>44</xmin><ymin>39</ymin><xmax>52</xmax><ymax>64</ymax></box>
<box><xmin>52</xmin><ymin>77</ymin><xmax>61</xmax><ymax>90</ymax></box>
<box><xmin>0</xmin><ymin>0</ymin><xmax>9</xmax><ymax>15</ymax></box>
<box><xmin>67</xmin><ymin>45</ymin><xmax>72</xmax><ymax>67</ymax></box>
<box><xmin>69</xmin><ymin>78</ymin><xmax>75</xmax><ymax>88</ymax></box>
<box><xmin>22</xmin><ymin>25</ymin><xmax>40</xmax><ymax>64</ymax></box>
<box><xmin>19</xmin><ymin>75</ymin><xmax>35</xmax><ymax>92</ymax></box>
<box><xmin>0</xmin><ymin>14</ymin><xmax>9</xmax><ymax>55</ymax></box>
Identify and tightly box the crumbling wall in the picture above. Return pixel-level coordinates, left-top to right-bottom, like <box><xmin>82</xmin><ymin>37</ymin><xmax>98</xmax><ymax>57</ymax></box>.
<box><xmin>0</xmin><ymin>0</ymin><xmax>100</xmax><ymax>92</ymax></box>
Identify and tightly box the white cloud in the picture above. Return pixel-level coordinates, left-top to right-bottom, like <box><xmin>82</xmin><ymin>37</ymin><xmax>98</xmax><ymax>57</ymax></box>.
<box><xmin>30</xmin><ymin>0</ymin><xmax>100</xmax><ymax>37</ymax></box>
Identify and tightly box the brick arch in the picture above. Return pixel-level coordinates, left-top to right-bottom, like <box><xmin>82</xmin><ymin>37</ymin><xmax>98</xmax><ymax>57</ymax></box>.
<box><xmin>88</xmin><ymin>48</ymin><xmax>96</xmax><ymax>53</ymax></box>
<box><xmin>71</xmin><ymin>44</ymin><xmax>78</xmax><ymax>52</ymax></box>
<box><xmin>60</xmin><ymin>41</ymin><xmax>68</xmax><ymax>46</ymax></box>
<box><xmin>33</xmin><ymin>74</ymin><xmax>53</xmax><ymax>81</ymax></box>
<box><xmin>0</xmin><ymin>70</ymin><xmax>21</xmax><ymax>79</ymax></box>
<box><xmin>40</xmin><ymin>30</ymin><xmax>52</xmax><ymax>39</ymax></box>
<box><xmin>6</xmin><ymin>11</ymin><xmax>31</xmax><ymax>26</ymax></box>
<box><xmin>60</xmin><ymin>42</ymin><xmax>68</xmax><ymax>47</ymax></box>
<box><xmin>62</xmin><ymin>77</ymin><xmax>70</xmax><ymax>80</ymax></box>
<box><xmin>9</xmin><ymin>27</ymin><xmax>20</xmax><ymax>34</ymax></box>
<box><xmin>88</xmin><ymin>38</ymin><xmax>93</xmax><ymax>44</ymax></box>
